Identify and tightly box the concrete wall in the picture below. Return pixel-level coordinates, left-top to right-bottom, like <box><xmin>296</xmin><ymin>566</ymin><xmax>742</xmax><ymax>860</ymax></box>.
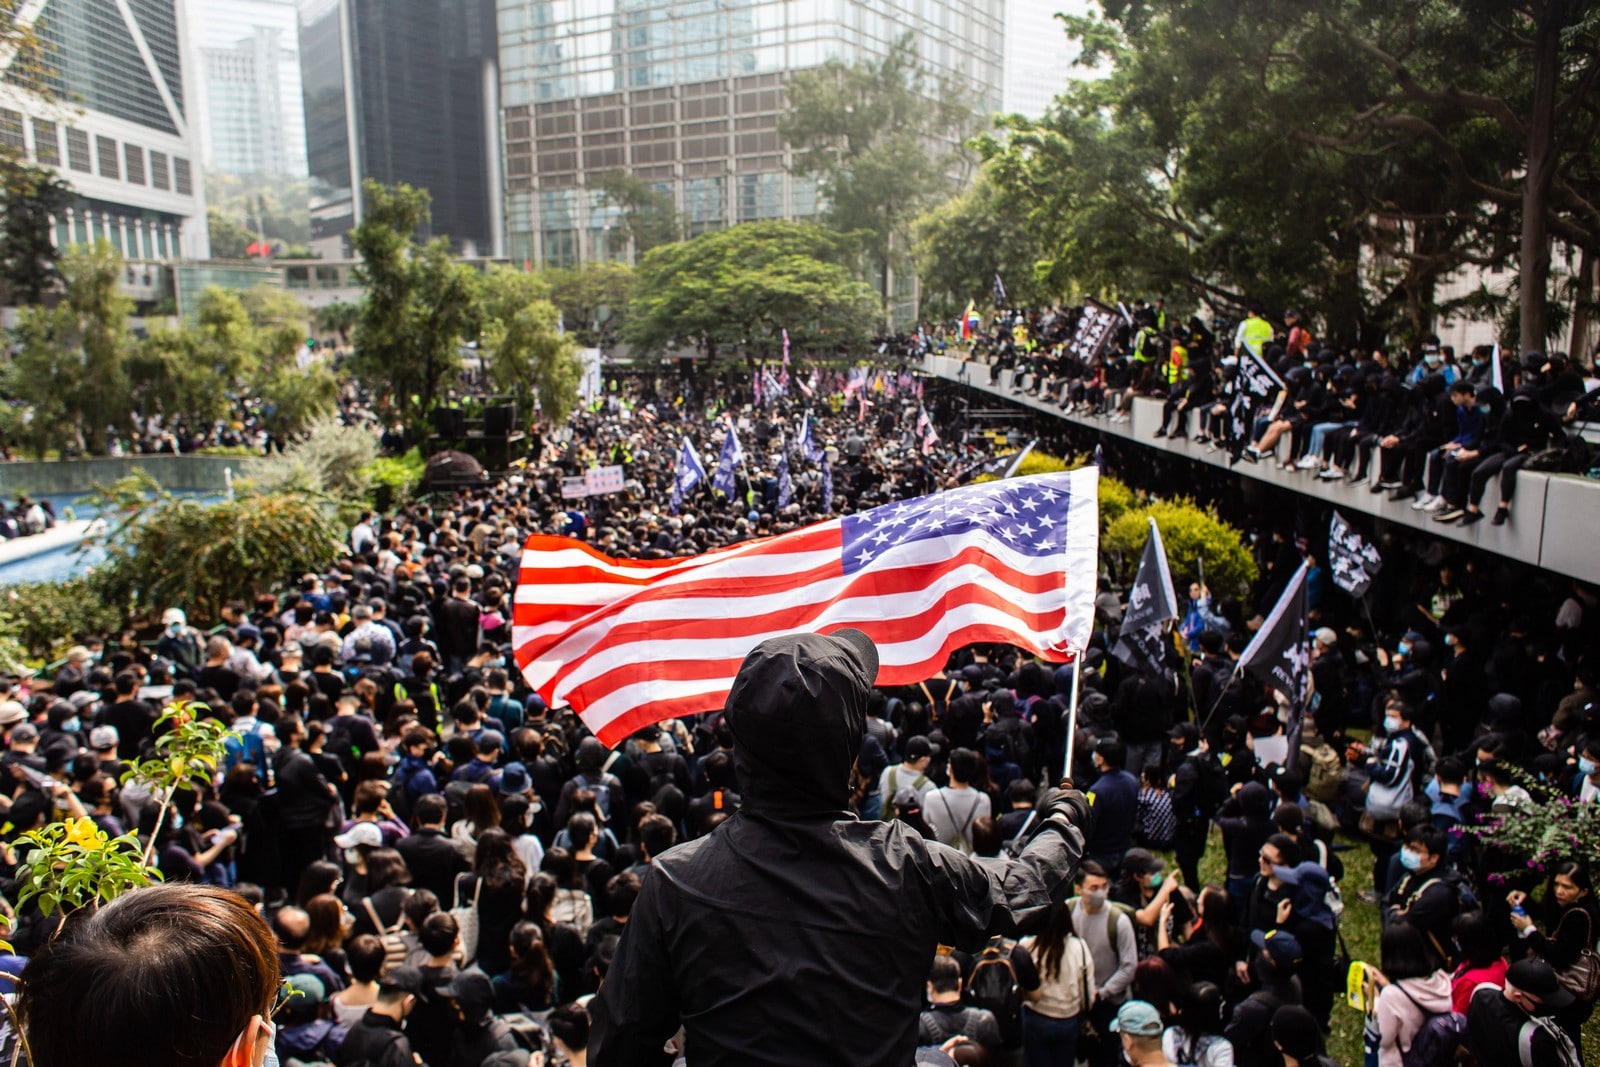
<box><xmin>0</xmin><ymin>455</ymin><xmax>240</xmax><ymax>497</ymax></box>
<box><xmin>925</xmin><ymin>355</ymin><xmax>1600</xmax><ymax>585</ymax></box>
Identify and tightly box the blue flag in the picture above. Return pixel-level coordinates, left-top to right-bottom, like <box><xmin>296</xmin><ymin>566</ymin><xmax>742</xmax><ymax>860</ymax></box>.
<box><xmin>777</xmin><ymin>436</ymin><xmax>793</xmax><ymax>509</ymax></box>
<box><xmin>799</xmin><ymin>413</ymin><xmax>823</xmax><ymax>463</ymax></box>
<box><xmin>712</xmin><ymin>426</ymin><xmax>743</xmax><ymax>496</ymax></box>
<box><xmin>820</xmin><ymin>451</ymin><xmax>833</xmax><ymax>513</ymax></box>
<box><xmin>670</xmin><ymin>436</ymin><xmax>706</xmax><ymax>513</ymax></box>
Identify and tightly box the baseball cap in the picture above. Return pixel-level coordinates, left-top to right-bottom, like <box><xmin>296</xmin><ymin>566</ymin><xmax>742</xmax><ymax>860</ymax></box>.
<box><xmin>1251</xmin><ymin>928</ymin><xmax>1304</xmax><ymax>968</ymax></box>
<box><xmin>437</xmin><ymin>969</ymin><xmax>496</xmax><ymax>1010</ymax></box>
<box><xmin>1109</xmin><ymin>1000</ymin><xmax>1163</xmax><ymax>1037</ymax></box>
<box><xmin>10</xmin><ymin>724</ymin><xmax>38</xmax><ymax>744</ymax></box>
<box><xmin>68</xmin><ymin>690</ymin><xmax>99</xmax><ymax>710</ymax></box>
<box><xmin>1121</xmin><ymin>848</ymin><xmax>1166</xmax><ymax>878</ymax></box>
<box><xmin>333</xmin><ymin>822</ymin><xmax>383</xmax><ymax>850</ymax></box>
<box><xmin>377</xmin><ymin>965</ymin><xmax>425</xmax><ymax>996</ymax></box>
<box><xmin>89</xmin><ymin>725</ymin><xmax>119</xmax><ymax>752</ymax></box>
<box><xmin>161</xmin><ymin>608</ymin><xmax>186</xmax><ymax>627</ymax></box>
<box><xmin>1314</xmin><ymin>627</ymin><xmax>1338</xmax><ymax>647</ymax></box>
<box><xmin>904</xmin><ymin>736</ymin><xmax>934</xmax><ymax>761</ymax></box>
<box><xmin>0</xmin><ymin>702</ymin><xmax>26</xmax><ymax>727</ymax></box>
<box><xmin>1506</xmin><ymin>959</ymin><xmax>1575</xmax><ymax>1009</ymax></box>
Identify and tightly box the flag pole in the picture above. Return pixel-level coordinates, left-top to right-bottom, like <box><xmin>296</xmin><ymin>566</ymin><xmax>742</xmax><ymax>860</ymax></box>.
<box><xmin>1062</xmin><ymin>649</ymin><xmax>1084</xmax><ymax>783</ymax></box>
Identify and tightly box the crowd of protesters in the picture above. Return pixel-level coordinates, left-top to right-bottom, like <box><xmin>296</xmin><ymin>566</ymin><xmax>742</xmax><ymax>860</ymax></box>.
<box><xmin>0</xmin><ymin>316</ymin><xmax>1597</xmax><ymax>1066</ymax></box>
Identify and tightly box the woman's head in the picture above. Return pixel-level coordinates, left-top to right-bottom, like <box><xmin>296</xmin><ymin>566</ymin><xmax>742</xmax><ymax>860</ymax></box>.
<box><xmin>1451</xmin><ymin>910</ymin><xmax>1503</xmax><ymax>969</ymax></box>
<box><xmin>295</xmin><ymin>860</ymin><xmax>343</xmax><ymax>907</ymax></box>
<box><xmin>1551</xmin><ymin>861</ymin><xmax>1593</xmax><ymax>909</ymax></box>
<box><xmin>363</xmin><ymin>848</ymin><xmax>412</xmax><ymax>893</ymax></box>
<box><xmin>1179</xmin><ymin>981</ymin><xmax>1226</xmax><ymax>1036</ymax></box>
<box><xmin>1380</xmin><ymin>922</ymin><xmax>1435</xmax><ymax>982</ymax></box>
<box><xmin>303</xmin><ymin>893</ymin><xmax>348</xmax><ymax>954</ymax></box>
<box><xmin>18</xmin><ymin>884</ymin><xmax>281</xmax><ymax>1067</ymax></box>
<box><xmin>463</xmin><ymin>784</ymin><xmax>500</xmax><ymax>835</ymax></box>
<box><xmin>474</xmin><ymin>827</ymin><xmax>527</xmax><ymax>886</ymax></box>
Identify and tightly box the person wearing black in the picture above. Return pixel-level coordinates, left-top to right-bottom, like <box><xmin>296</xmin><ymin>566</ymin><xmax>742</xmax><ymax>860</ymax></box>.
<box><xmin>273</xmin><ymin>715</ymin><xmax>336</xmax><ymax>893</ymax></box>
<box><xmin>335</xmin><ymin>965</ymin><xmax>423</xmax><ymax>1067</ymax></box>
<box><xmin>1466</xmin><ymin>959</ymin><xmax>1580</xmax><ymax>1066</ymax></box>
<box><xmin>395</xmin><ymin>794</ymin><xmax>469</xmax><ymax>905</ymax></box>
<box><xmin>435</xmin><ymin>576</ymin><xmax>481</xmax><ymax>675</ymax></box>
<box><xmin>1224</xmin><ymin>929</ymin><xmax>1302</xmax><ymax>1067</ymax></box>
<box><xmin>98</xmin><ymin>671</ymin><xmax>157</xmax><ymax>760</ymax></box>
<box><xmin>1215</xmin><ymin>781</ymin><xmax>1274</xmax><ymax>914</ymax></box>
<box><xmin>1166</xmin><ymin>723</ymin><xmax>1221</xmax><ymax>888</ymax></box>
<box><xmin>437</xmin><ymin>970</ymin><xmax>521</xmax><ymax>1067</ymax></box>
<box><xmin>588</xmin><ymin>629</ymin><xmax>1092</xmax><ymax>1066</ymax></box>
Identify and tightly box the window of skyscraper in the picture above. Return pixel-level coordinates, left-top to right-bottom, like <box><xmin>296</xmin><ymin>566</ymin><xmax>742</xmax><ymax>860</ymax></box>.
<box><xmin>65</xmin><ymin>127</ymin><xmax>91</xmax><ymax>172</ymax></box>
<box><xmin>174</xmin><ymin>157</ymin><xmax>192</xmax><ymax>195</ymax></box>
<box><xmin>96</xmin><ymin>135</ymin><xmax>120</xmax><ymax>179</ymax></box>
<box><xmin>31</xmin><ymin>119</ymin><xmax>59</xmax><ymax>166</ymax></box>
<box><xmin>150</xmin><ymin>151</ymin><xmax>169</xmax><ymax>190</ymax></box>
<box><xmin>125</xmin><ymin>144</ymin><xmax>146</xmax><ymax>185</ymax></box>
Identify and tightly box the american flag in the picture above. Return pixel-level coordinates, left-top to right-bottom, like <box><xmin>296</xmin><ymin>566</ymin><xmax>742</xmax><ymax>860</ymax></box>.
<box><xmin>512</xmin><ymin>468</ymin><xmax>1100</xmax><ymax>745</ymax></box>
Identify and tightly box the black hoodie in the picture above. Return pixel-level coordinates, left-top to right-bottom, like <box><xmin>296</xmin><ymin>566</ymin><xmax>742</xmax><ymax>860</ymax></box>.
<box><xmin>589</xmin><ymin>630</ymin><xmax>1087</xmax><ymax>1067</ymax></box>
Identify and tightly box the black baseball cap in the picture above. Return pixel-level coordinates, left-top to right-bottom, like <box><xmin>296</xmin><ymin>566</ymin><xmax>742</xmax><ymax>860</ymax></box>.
<box><xmin>1506</xmin><ymin>959</ymin><xmax>1575</xmax><ymax>1009</ymax></box>
<box><xmin>378</xmin><ymin>965</ymin><xmax>425</xmax><ymax>996</ymax></box>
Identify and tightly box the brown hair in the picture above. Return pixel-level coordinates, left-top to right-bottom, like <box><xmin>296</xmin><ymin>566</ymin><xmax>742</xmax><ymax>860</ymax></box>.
<box><xmin>18</xmin><ymin>884</ymin><xmax>280</xmax><ymax>1067</ymax></box>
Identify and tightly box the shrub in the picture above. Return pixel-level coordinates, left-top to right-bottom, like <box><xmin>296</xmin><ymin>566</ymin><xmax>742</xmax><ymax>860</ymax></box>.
<box><xmin>244</xmin><ymin>417</ymin><xmax>378</xmax><ymax>504</ymax></box>
<box><xmin>1102</xmin><ymin>498</ymin><xmax>1257</xmax><ymax>600</ymax></box>
<box><xmin>0</xmin><ymin>578</ymin><xmax>122</xmax><ymax>660</ymax></box>
<box><xmin>1098</xmin><ymin>475</ymin><xmax>1137</xmax><ymax>528</ymax></box>
<box><xmin>361</xmin><ymin>448</ymin><xmax>426</xmax><ymax>510</ymax></box>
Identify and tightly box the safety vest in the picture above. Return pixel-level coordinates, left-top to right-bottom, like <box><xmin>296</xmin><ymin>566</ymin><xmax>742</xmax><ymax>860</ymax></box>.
<box><xmin>1239</xmin><ymin>316</ymin><xmax>1273</xmax><ymax>357</ymax></box>
<box><xmin>1164</xmin><ymin>342</ymin><xmax>1189</xmax><ymax>384</ymax></box>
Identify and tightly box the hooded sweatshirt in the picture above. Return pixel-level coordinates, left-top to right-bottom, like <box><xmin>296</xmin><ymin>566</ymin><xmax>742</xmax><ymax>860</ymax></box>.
<box><xmin>1376</xmin><ymin>971</ymin><xmax>1453</xmax><ymax>1067</ymax></box>
<box><xmin>589</xmin><ymin>629</ymin><xmax>1087</xmax><ymax>1067</ymax></box>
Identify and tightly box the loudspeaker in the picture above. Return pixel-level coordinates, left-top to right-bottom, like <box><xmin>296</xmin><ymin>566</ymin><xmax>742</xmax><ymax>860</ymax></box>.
<box><xmin>483</xmin><ymin>404</ymin><xmax>516</xmax><ymax>438</ymax></box>
<box><xmin>431</xmin><ymin>407</ymin><xmax>466</xmax><ymax>437</ymax></box>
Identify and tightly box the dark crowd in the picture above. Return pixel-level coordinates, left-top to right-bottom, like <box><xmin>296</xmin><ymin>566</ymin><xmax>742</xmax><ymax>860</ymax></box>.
<box><xmin>0</xmin><ymin>347</ymin><xmax>1597</xmax><ymax>1067</ymax></box>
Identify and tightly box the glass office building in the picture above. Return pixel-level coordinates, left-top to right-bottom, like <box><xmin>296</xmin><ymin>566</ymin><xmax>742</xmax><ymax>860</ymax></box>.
<box><xmin>194</xmin><ymin>0</ymin><xmax>308</xmax><ymax>176</ymax></box>
<box><xmin>0</xmin><ymin>0</ymin><xmax>208</xmax><ymax>259</ymax></box>
<box><xmin>298</xmin><ymin>0</ymin><xmax>502</xmax><ymax>257</ymax></box>
<box><xmin>497</xmin><ymin>0</ymin><xmax>1003</xmax><ymax>268</ymax></box>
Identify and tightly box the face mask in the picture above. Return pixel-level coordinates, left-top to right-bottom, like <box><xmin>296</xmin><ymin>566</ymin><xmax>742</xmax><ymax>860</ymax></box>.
<box><xmin>1476</xmin><ymin>405</ymin><xmax>1490</xmax><ymax>414</ymax></box>
<box><xmin>1581</xmin><ymin>757</ymin><xmax>1598</xmax><ymax>776</ymax></box>
<box><xmin>1397</xmin><ymin>642</ymin><xmax>1410</xmax><ymax>656</ymax></box>
<box><xmin>344</xmin><ymin>848</ymin><xmax>362</xmax><ymax>865</ymax></box>
<box><xmin>1384</xmin><ymin>715</ymin><xmax>1401</xmax><ymax>734</ymax></box>
<box><xmin>62</xmin><ymin>717</ymin><xmax>80</xmax><ymax>733</ymax></box>
<box><xmin>260</xmin><ymin>1020</ymin><xmax>279</xmax><ymax>1067</ymax></box>
<box><xmin>167</xmin><ymin>623</ymin><xmax>182</xmax><ymax>636</ymax></box>
<box><xmin>1085</xmin><ymin>889</ymin><xmax>1108</xmax><ymax>908</ymax></box>
<box><xmin>1149</xmin><ymin>873</ymin><xmax>1163</xmax><ymax>888</ymax></box>
<box><xmin>1399</xmin><ymin>848</ymin><xmax>1423</xmax><ymax>871</ymax></box>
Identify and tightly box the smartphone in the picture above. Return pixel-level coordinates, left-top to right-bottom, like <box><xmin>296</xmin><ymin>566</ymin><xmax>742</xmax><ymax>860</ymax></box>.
<box><xmin>1169</xmin><ymin>886</ymin><xmax>1196</xmax><ymax>930</ymax></box>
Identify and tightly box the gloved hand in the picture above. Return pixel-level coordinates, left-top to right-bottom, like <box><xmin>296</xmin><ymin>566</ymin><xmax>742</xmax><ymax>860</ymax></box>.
<box><xmin>1035</xmin><ymin>787</ymin><xmax>1092</xmax><ymax>835</ymax></box>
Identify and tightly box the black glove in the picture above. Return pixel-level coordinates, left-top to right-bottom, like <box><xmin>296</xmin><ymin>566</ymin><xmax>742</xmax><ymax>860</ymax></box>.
<box><xmin>1035</xmin><ymin>787</ymin><xmax>1093</xmax><ymax>835</ymax></box>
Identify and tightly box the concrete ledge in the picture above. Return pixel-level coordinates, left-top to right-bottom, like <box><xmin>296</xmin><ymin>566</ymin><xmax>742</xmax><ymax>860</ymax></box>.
<box><xmin>0</xmin><ymin>455</ymin><xmax>240</xmax><ymax>496</ymax></box>
<box><xmin>926</xmin><ymin>355</ymin><xmax>1600</xmax><ymax>584</ymax></box>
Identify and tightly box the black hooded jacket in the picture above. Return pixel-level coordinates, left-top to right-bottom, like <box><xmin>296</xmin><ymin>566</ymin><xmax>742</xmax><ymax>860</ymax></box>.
<box><xmin>588</xmin><ymin>630</ymin><xmax>1088</xmax><ymax>1067</ymax></box>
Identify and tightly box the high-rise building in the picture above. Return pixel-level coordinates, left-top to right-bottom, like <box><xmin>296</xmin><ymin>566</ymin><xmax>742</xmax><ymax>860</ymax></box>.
<box><xmin>1001</xmin><ymin>0</ymin><xmax>1091</xmax><ymax>119</ymax></box>
<box><xmin>297</xmin><ymin>0</ymin><xmax>502</xmax><ymax>257</ymax></box>
<box><xmin>192</xmin><ymin>0</ymin><xmax>308</xmax><ymax>176</ymax></box>
<box><xmin>0</xmin><ymin>0</ymin><xmax>209</xmax><ymax>261</ymax></box>
<box><xmin>496</xmin><ymin>0</ymin><xmax>1004</xmax><ymax>269</ymax></box>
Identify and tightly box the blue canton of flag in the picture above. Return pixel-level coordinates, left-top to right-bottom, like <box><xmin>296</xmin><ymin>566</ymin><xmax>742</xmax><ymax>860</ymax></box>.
<box><xmin>840</xmin><ymin>477</ymin><xmax>1073</xmax><ymax>576</ymax></box>
<box><xmin>713</xmin><ymin>426</ymin><xmax>742</xmax><ymax>496</ymax></box>
<box><xmin>670</xmin><ymin>437</ymin><xmax>707</xmax><ymax>512</ymax></box>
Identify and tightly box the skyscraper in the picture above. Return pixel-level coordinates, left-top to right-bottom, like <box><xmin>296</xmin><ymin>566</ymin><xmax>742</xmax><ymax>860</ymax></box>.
<box><xmin>1001</xmin><ymin>0</ymin><xmax>1095</xmax><ymax>119</ymax></box>
<box><xmin>297</xmin><ymin>0</ymin><xmax>502</xmax><ymax>257</ymax></box>
<box><xmin>192</xmin><ymin>0</ymin><xmax>308</xmax><ymax>176</ymax></box>
<box><xmin>0</xmin><ymin>0</ymin><xmax>209</xmax><ymax>260</ymax></box>
<box><xmin>496</xmin><ymin>0</ymin><xmax>1004</xmax><ymax>268</ymax></box>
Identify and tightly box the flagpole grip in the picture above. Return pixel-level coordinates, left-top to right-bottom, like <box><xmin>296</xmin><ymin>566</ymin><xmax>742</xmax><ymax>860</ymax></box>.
<box><xmin>1063</xmin><ymin>650</ymin><xmax>1083</xmax><ymax>782</ymax></box>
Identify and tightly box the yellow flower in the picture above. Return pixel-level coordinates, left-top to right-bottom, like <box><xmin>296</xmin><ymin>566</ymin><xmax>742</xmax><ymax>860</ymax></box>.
<box><xmin>64</xmin><ymin>817</ymin><xmax>102</xmax><ymax>850</ymax></box>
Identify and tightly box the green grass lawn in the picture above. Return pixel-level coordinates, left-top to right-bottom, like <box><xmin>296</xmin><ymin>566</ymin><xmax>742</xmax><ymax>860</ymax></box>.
<box><xmin>1178</xmin><ymin>827</ymin><xmax>1598</xmax><ymax>1065</ymax></box>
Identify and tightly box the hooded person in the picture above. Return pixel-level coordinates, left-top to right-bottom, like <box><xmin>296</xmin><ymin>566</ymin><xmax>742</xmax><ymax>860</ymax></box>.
<box><xmin>588</xmin><ymin>628</ymin><xmax>1093</xmax><ymax>1067</ymax></box>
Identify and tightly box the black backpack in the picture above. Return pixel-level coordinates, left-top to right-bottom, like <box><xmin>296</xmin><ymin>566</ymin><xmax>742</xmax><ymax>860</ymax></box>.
<box><xmin>966</xmin><ymin>936</ymin><xmax>1020</xmax><ymax>1020</ymax></box>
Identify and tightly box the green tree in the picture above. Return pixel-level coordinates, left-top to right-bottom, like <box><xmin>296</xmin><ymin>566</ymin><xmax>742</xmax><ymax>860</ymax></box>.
<box><xmin>314</xmin><ymin>299</ymin><xmax>359</xmax><ymax>343</ymax></box>
<box><xmin>625</xmin><ymin>221</ymin><xmax>878</xmax><ymax>364</ymax></box>
<box><xmin>781</xmin><ymin>35</ymin><xmax>977</xmax><ymax>317</ymax></box>
<box><xmin>0</xmin><ymin>159</ymin><xmax>74</xmax><ymax>304</ymax></box>
<box><xmin>347</xmin><ymin>181</ymin><xmax>482</xmax><ymax>430</ymax></box>
<box><xmin>2</xmin><ymin>242</ymin><xmax>132</xmax><ymax>455</ymax></box>
<box><xmin>207</xmin><ymin>207</ymin><xmax>254</xmax><ymax>259</ymax></box>
<box><xmin>590</xmin><ymin>170</ymin><xmax>680</xmax><ymax>257</ymax></box>
<box><xmin>912</xmin><ymin>169</ymin><xmax>1051</xmax><ymax>316</ymax></box>
<box><xmin>544</xmin><ymin>261</ymin><xmax>635</xmax><ymax>347</ymax></box>
<box><xmin>480</xmin><ymin>265</ymin><xmax>583</xmax><ymax>424</ymax></box>
<box><xmin>129</xmin><ymin>288</ymin><xmax>258</xmax><ymax>427</ymax></box>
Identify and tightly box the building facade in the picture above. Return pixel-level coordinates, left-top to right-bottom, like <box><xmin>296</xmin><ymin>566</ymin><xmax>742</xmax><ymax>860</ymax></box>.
<box><xmin>1000</xmin><ymin>0</ymin><xmax>1090</xmax><ymax>119</ymax></box>
<box><xmin>297</xmin><ymin>0</ymin><xmax>502</xmax><ymax>257</ymax></box>
<box><xmin>192</xmin><ymin>0</ymin><xmax>307</xmax><ymax>176</ymax></box>
<box><xmin>496</xmin><ymin>0</ymin><xmax>1004</xmax><ymax>269</ymax></box>
<box><xmin>0</xmin><ymin>0</ymin><xmax>209</xmax><ymax>263</ymax></box>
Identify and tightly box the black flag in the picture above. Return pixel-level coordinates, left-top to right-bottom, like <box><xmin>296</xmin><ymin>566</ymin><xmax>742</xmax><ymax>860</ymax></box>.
<box><xmin>1236</xmin><ymin>559</ymin><xmax>1312</xmax><ymax>709</ymax></box>
<box><xmin>1113</xmin><ymin>517</ymin><xmax>1179</xmax><ymax>676</ymax></box>
<box><xmin>1328</xmin><ymin>511</ymin><xmax>1382</xmax><ymax>598</ymax></box>
<box><xmin>1228</xmin><ymin>347</ymin><xmax>1283</xmax><ymax>462</ymax></box>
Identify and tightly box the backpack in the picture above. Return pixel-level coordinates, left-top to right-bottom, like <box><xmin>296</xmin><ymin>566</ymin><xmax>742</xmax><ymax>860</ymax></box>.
<box><xmin>496</xmin><ymin>1012</ymin><xmax>549</xmax><ymax>1053</ymax></box>
<box><xmin>1066</xmin><ymin>896</ymin><xmax>1135</xmax><ymax>945</ymax></box>
<box><xmin>1393</xmin><ymin>982</ymin><xmax>1469</xmax><ymax>1067</ymax></box>
<box><xmin>550</xmin><ymin>887</ymin><xmax>593</xmax><ymax>935</ymax></box>
<box><xmin>1517</xmin><ymin>1013</ymin><xmax>1582</xmax><ymax>1067</ymax></box>
<box><xmin>965</xmin><ymin>937</ymin><xmax>1020</xmax><ymax>1020</ymax></box>
<box><xmin>360</xmin><ymin>895</ymin><xmax>410</xmax><ymax>977</ymax></box>
<box><xmin>1304</xmin><ymin>740</ymin><xmax>1343</xmax><ymax>803</ymax></box>
<box><xmin>881</xmin><ymin>766</ymin><xmax>929</xmax><ymax>822</ymax></box>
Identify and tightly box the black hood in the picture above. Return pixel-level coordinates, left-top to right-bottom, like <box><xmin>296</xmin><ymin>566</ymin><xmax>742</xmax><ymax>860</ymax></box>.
<box><xmin>724</xmin><ymin>629</ymin><xmax>878</xmax><ymax>817</ymax></box>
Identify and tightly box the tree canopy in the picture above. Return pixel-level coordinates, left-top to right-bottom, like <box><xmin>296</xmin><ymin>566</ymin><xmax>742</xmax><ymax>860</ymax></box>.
<box><xmin>624</xmin><ymin>221</ymin><xmax>878</xmax><ymax>362</ymax></box>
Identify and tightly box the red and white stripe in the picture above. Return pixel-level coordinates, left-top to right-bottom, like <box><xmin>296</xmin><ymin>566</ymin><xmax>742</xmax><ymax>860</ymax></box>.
<box><xmin>512</xmin><ymin>468</ymin><xmax>1099</xmax><ymax>745</ymax></box>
